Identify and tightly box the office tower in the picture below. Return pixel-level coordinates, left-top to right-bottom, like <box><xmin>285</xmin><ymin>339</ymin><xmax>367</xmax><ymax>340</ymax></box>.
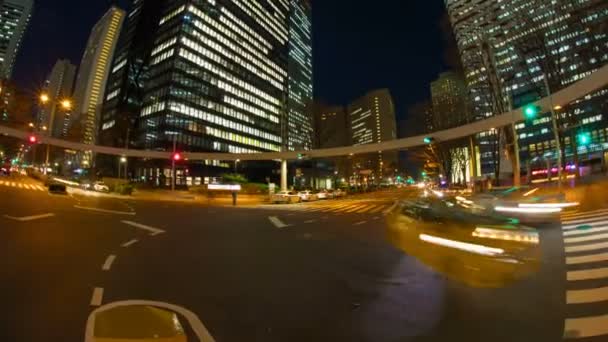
<box><xmin>99</xmin><ymin>0</ymin><xmax>167</xmax><ymax>150</ymax></box>
<box><xmin>286</xmin><ymin>0</ymin><xmax>313</xmax><ymax>151</ymax></box>
<box><xmin>38</xmin><ymin>59</ymin><xmax>76</xmax><ymax>138</ymax></box>
<box><xmin>0</xmin><ymin>0</ymin><xmax>33</xmax><ymax>80</ymax></box>
<box><xmin>99</xmin><ymin>1</ymin><xmax>313</xmax><ymax>182</ymax></box>
<box><xmin>311</xmin><ymin>102</ymin><xmax>349</xmax><ymax>184</ymax></box>
<box><xmin>72</xmin><ymin>6</ymin><xmax>125</xmax><ymax>155</ymax></box>
<box><xmin>445</xmin><ymin>0</ymin><xmax>608</xmax><ymax>175</ymax></box>
<box><xmin>430</xmin><ymin>71</ymin><xmax>469</xmax><ymax>131</ymax></box>
<box><xmin>347</xmin><ymin>89</ymin><xmax>398</xmax><ymax>183</ymax></box>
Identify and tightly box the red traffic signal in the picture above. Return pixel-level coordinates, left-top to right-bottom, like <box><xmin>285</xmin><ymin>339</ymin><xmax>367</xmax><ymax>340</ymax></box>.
<box><xmin>172</xmin><ymin>152</ymin><xmax>182</xmax><ymax>161</ymax></box>
<box><xmin>28</xmin><ymin>135</ymin><xmax>38</xmax><ymax>144</ymax></box>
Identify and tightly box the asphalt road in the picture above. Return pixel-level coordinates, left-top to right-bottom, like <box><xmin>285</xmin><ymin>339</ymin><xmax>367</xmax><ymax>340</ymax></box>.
<box><xmin>1</xmin><ymin>175</ymin><xmax>607</xmax><ymax>341</ymax></box>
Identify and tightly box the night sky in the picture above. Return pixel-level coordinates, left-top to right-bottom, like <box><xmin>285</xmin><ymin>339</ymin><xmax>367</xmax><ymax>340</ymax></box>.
<box><xmin>14</xmin><ymin>0</ymin><xmax>452</xmax><ymax>134</ymax></box>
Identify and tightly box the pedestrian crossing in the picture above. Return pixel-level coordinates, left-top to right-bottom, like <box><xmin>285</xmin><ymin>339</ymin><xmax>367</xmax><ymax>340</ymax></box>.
<box><xmin>561</xmin><ymin>208</ymin><xmax>608</xmax><ymax>340</ymax></box>
<box><xmin>0</xmin><ymin>180</ymin><xmax>45</xmax><ymax>192</ymax></box>
<box><xmin>253</xmin><ymin>201</ymin><xmax>395</xmax><ymax>215</ymax></box>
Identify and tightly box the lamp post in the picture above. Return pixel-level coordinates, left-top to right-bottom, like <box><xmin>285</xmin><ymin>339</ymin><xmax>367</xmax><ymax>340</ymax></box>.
<box><xmin>40</xmin><ymin>92</ymin><xmax>72</xmax><ymax>174</ymax></box>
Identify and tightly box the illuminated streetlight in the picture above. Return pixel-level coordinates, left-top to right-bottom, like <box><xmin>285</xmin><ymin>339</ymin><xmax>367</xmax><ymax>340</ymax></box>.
<box><xmin>41</xmin><ymin>126</ymin><xmax>47</xmax><ymax>131</ymax></box>
<box><xmin>28</xmin><ymin>122</ymin><xmax>34</xmax><ymax>128</ymax></box>
<box><xmin>120</xmin><ymin>156</ymin><xmax>127</xmax><ymax>163</ymax></box>
<box><xmin>40</xmin><ymin>93</ymin><xmax>49</xmax><ymax>104</ymax></box>
<box><xmin>61</xmin><ymin>99</ymin><xmax>72</xmax><ymax>110</ymax></box>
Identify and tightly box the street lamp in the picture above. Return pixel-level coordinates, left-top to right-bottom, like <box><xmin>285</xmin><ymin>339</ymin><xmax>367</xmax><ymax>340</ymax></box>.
<box><xmin>61</xmin><ymin>99</ymin><xmax>72</xmax><ymax>110</ymax></box>
<box><xmin>39</xmin><ymin>93</ymin><xmax>49</xmax><ymax>104</ymax></box>
<box><xmin>120</xmin><ymin>156</ymin><xmax>127</xmax><ymax>163</ymax></box>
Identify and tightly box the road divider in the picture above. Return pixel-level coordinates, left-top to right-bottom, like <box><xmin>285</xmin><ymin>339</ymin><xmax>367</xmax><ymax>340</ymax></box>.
<box><xmin>121</xmin><ymin>220</ymin><xmax>165</xmax><ymax>236</ymax></box>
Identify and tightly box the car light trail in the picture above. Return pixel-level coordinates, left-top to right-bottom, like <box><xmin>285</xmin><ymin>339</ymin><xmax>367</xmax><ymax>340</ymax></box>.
<box><xmin>518</xmin><ymin>202</ymin><xmax>579</xmax><ymax>209</ymax></box>
<box><xmin>495</xmin><ymin>206</ymin><xmax>562</xmax><ymax>214</ymax></box>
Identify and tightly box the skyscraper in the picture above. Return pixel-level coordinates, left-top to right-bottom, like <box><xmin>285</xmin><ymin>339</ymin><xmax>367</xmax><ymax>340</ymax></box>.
<box><xmin>347</xmin><ymin>89</ymin><xmax>397</xmax><ymax>183</ymax></box>
<box><xmin>0</xmin><ymin>0</ymin><xmax>33</xmax><ymax>80</ymax></box>
<box><xmin>72</xmin><ymin>6</ymin><xmax>125</xmax><ymax>156</ymax></box>
<box><xmin>99</xmin><ymin>0</ymin><xmax>313</xmax><ymax>182</ymax></box>
<box><xmin>38</xmin><ymin>59</ymin><xmax>76</xmax><ymax>138</ymax></box>
<box><xmin>430</xmin><ymin>71</ymin><xmax>469</xmax><ymax>131</ymax></box>
<box><xmin>287</xmin><ymin>0</ymin><xmax>313</xmax><ymax>151</ymax></box>
<box><xmin>445</xmin><ymin>0</ymin><xmax>608</xmax><ymax>175</ymax></box>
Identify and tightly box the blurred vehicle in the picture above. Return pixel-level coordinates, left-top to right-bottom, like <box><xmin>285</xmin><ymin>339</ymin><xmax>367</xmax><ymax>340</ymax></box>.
<box><xmin>93</xmin><ymin>181</ymin><xmax>110</xmax><ymax>192</ymax></box>
<box><xmin>271</xmin><ymin>190</ymin><xmax>301</xmax><ymax>204</ymax></box>
<box><xmin>333</xmin><ymin>189</ymin><xmax>346</xmax><ymax>198</ymax></box>
<box><xmin>385</xmin><ymin>198</ymin><xmax>541</xmax><ymax>288</ymax></box>
<box><xmin>298</xmin><ymin>190</ymin><xmax>318</xmax><ymax>202</ymax></box>
<box><xmin>48</xmin><ymin>182</ymin><xmax>67</xmax><ymax>195</ymax></box>
<box><xmin>0</xmin><ymin>167</ymin><xmax>9</xmax><ymax>176</ymax></box>
<box><xmin>316</xmin><ymin>190</ymin><xmax>329</xmax><ymax>200</ymax></box>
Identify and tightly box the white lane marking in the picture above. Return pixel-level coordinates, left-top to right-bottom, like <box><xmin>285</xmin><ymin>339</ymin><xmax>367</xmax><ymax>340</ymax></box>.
<box><xmin>121</xmin><ymin>239</ymin><xmax>139</xmax><ymax>247</ymax></box>
<box><xmin>90</xmin><ymin>287</ymin><xmax>104</xmax><ymax>306</ymax></box>
<box><xmin>562</xmin><ymin>209</ymin><xmax>608</xmax><ymax>220</ymax></box>
<box><xmin>304</xmin><ymin>219</ymin><xmax>316</xmax><ymax>224</ymax></box>
<box><xmin>564</xmin><ymin>314</ymin><xmax>608</xmax><ymax>339</ymax></box>
<box><xmin>34</xmin><ymin>185</ymin><xmax>45</xmax><ymax>191</ymax></box>
<box><xmin>354</xmin><ymin>220</ymin><xmax>367</xmax><ymax>226</ymax></box>
<box><xmin>567</xmin><ymin>252</ymin><xmax>608</xmax><ymax>265</ymax></box>
<box><xmin>85</xmin><ymin>300</ymin><xmax>216</xmax><ymax>342</ymax></box>
<box><xmin>565</xmin><ymin>233</ymin><xmax>608</xmax><ymax>244</ymax></box>
<box><xmin>567</xmin><ymin>286</ymin><xmax>608</xmax><ymax>304</ymax></box>
<box><xmin>371</xmin><ymin>205</ymin><xmax>388</xmax><ymax>214</ymax></box>
<box><xmin>566</xmin><ymin>241</ymin><xmax>608</xmax><ymax>253</ymax></box>
<box><xmin>373</xmin><ymin>216</ymin><xmax>381</xmax><ymax>220</ymax></box>
<box><xmin>4</xmin><ymin>213</ymin><xmax>55</xmax><ymax>222</ymax></box>
<box><xmin>74</xmin><ymin>205</ymin><xmax>136</xmax><ymax>216</ymax></box>
<box><xmin>102</xmin><ymin>255</ymin><xmax>116</xmax><ymax>271</ymax></box>
<box><xmin>356</xmin><ymin>205</ymin><xmax>377</xmax><ymax>213</ymax></box>
<box><xmin>22</xmin><ymin>184</ymin><xmax>31</xmax><ymax>190</ymax></box>
<box><xmin>10</xmin><ymin>182</ymin><xmax>16</xmax><ymax>187</ymax></box>
<box><xmin>326</xmin><ymin>204</ymin><xmax>358</xmax><ymax>212</ymax></box>
<box><xmin>269</xmin><ymin>216</ymin><xmax>289</xmax><ymax>228</ymax></box>
<box><xmin>121</xmin><ymin>220</ymin><xmax>165</xmax><ymax>236</ymax></box>
<box><xmin>568</xmin><ymin>267</ymin><xmax>608</xmax><ymax>281</ymax></box>
<box><xmin>383</xmin><ymin>201</ymin><xmax>399</xmax><ymax>215</ymax></box>
<box><xmin>563</xmin><ymin>219</ymin><xmax>608</xmax><ymax>228</ymax></box>
<box><xmin>17</xmin><ymin>183</ymin><xmax>24</xmax><ymax>189</ymax></box>
<box><xmin>564</xmin><ymin>226</ymin><xmax>608</xmax><ymax>237</ymax></box>
<box><xmin>345</xmin><ymin>205</ymin><xmax>367</xmax><ymax>213</ymax></box>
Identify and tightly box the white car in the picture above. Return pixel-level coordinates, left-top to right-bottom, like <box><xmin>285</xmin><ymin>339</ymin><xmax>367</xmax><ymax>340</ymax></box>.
<box><xmin>93</xmin><ymin>181</ymin><xmax>110</xmax><ymax>192</ymax></box>
<box><xmin>298</xmin><ymin>191</ymin><xmax>318</xmax><ymax>202</ymax></box>
<box><xmin>316</xmin><ymin>190</ymin><xmax>329</xmax><ymax>200</ymax></box>
<box><xmin>271</xmin><ymin>191</ymin><xmax>301</xmax><ymax>204</ymax></box>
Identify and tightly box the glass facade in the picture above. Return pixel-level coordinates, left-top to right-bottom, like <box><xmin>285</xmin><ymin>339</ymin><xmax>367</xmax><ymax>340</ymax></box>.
<box><xmin>0</xmin><ymin>0</ymin><xmax>32</xmax><ymax>80</ymax></box>
<box><xmin>445</xmin><ymin>0</ymin><xmax>608</xmax><ymax>175</ymax></box>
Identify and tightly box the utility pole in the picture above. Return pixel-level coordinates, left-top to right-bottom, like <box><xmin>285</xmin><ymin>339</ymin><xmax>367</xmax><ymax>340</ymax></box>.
<box><xmin>544</xmin><ymin>76</ymin><xmax>563</xmax><ymax>192</ymax></box>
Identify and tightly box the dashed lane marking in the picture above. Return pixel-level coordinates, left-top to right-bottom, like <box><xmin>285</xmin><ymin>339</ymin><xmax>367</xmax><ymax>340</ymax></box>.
<box><xmin>101</xmin><ymin>255</ymin><xmax>116</xmax><ymax>271</ymax></box>
<box><xmin>121</xmin><ymin>220</ymin><xmax>165</xmax><ymax>236</ymax></box>
<box><xmin>90</xmin><ymin>287</ymin><xmax>104</xmax><ymax>307</ymax></box>
<box><xmin>121</xmin><ymin>239</ymin><xmax>139</xmax><ymax>248</ymax></box>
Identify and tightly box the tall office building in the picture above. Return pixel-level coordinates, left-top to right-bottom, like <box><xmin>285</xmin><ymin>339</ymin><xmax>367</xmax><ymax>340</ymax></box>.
<box><xmin>38</xmin><ymin>59</ymin><xmax>76</xmax><ymax>138</ymax></box>
<box><xmin>72</xmin><ymin>6</ymin><xmax>125</xmax><ymax>156</ymax></box>
<box><xmin>347</xmin><ymin>89</ymin><xmax>397</xmax><ymax>183</ymax></box>
<box><xmin>286</xmin><ymin>0</ymin><xmax>313</xmax><ymax>151</ymax></box>
<box><xmin>0</xmin><ymin>0</ymin><xmax>32</xmax><ymax>80</ymax></box>
<box><xmin>445</xmin><ymin>0</ymin><xmax>608</xmax><ymax>175</ymax></box>
<box><xmin>99</xmin><ymin>0</ymin><xmax>313</xmax><ymax>182</ymax></box>
<box><xmin>430</xmin><ymin>71</ymin><xmax>469</xmax><ymax>131</ymax></box>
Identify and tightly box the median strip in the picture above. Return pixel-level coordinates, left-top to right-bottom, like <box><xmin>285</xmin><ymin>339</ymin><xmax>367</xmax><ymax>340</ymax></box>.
<box><xmin>4</xmin><ymin>213</ymin><xmax>55</xmax><ymax>222</ymax></box>
<box><xmin>74</xmin><ymin>205</ymin><xmax>136</xmax><ymax>216</ymax></box>
<box><xmin>121</xmin><ymin>220</ymin><xmax>166</xmax><ymax>236</ymax></box>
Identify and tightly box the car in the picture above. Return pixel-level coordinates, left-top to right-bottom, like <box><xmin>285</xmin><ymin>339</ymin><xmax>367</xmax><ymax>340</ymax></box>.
<box><xmin>298</xmin><ymin>190</ymin><xmax>318</xmax><ymax>202</ymax></box>
<box><xmin>333</xmin><ymin>189</ymin><xmax>346</xmax><ymax>198</ymax></box>
<box><xmin>93</xmin><ymin>181</ymin><xmax>110</xmax><ymax>192</ymax></box>
<box><xmin>48</xmin><ymin>182</ymin><xmax>67</xmax><ymax>195</ymax></box>
<box><xmin>271</xmin><ymin>191</ymin><xmax>301</xmax><ymax>204</ymax></box>
<box><xmin>316</xmin><ymin>190</ymin><xmax>330</xmax><ymax>200</ymax></box>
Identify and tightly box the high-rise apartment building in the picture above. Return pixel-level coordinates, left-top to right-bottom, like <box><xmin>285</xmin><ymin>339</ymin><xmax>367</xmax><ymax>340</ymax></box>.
<box><xmin>38</xmin><ymin>59</ymin><xmax>76</xmax><ymax>138</ymax></box>
<box><xmin>99</xmin><ymin>0</ymin><xmax>313</xmax><ymax>181</ymax></box>
<box><xmin>347</xmin><ymin>89</ymin><xmax>397</xmax><ymax>183</ymax></box>
<box><xmin>445</xmin><ymin>0</ymin><xmax>608</xmax><ymax>175</ymax></box>
<box><xmin>430</xmin><ymin>71</ymin><xmax>469</xmax><ymax>131</ymax></box>
<box><xmin>286</xmin><ymin>0</ymin><xmax>313</xmax><ymax>151</ymax></box>
<box><xmin>72</xmin><ymin>6</ymin><xmax>125</xmax><ymax>155</ymax></box>
<box><xmin>0</xmin><ymin>0</ymin><xmax>32</xmax><ymax>80</ymax></box>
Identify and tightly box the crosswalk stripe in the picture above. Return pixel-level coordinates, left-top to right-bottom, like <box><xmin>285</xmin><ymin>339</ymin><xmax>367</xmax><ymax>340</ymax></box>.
<box><xmin>564</xmin><ymin>314</ymin><xmax>608</xmax><ymax>338</ymax></box>
<box><xmin>10</xmin><ymin>182</ymin><xmax>16</xmax><ymax>187</ymax></box>
<box><xmin>566</xmin><ymin>241</ymin><xmax>608</xmax><ymax>253</ymax></box>
<box><xmin>327</xmin><ymin>204</ymin><xmax>358</xmax><ymax>212</ymax></box>
<box><xmin>35</xmin><ymin>185</ymin><xmax>45</xmax><ymax>191</ymax></box>
<box><xmin>563</xmin><ymin>220</ymin><xmax>608</xmax><ymax>231</ymax></box>
<box><xmin>562</xmin><ymin>209</ymin><xmax>608</xmax><ymax>220</ymax></box>
<box><xmin>23</xmin><ymin>184</ymin><xmax>31</xmax><ymax>190</ymax></box>
<box><xmin>563</xmin><ymin>217</ymin><xmax>608</xmax><ymax>227</ymax></box>
<box><xmin>568</xmin><ymin>267</ymin><xmax>608</xmax><ymax>281</ymax></box>
<box><xmin>345</xmin><ymin>205</ymin><xmax>367</xmax><ymax>213</ymax></box>
<box><xmin>567</xmin><ymin>252</ymin><xmax>608</xmax><ymax>265</ymax></box>
<box><xmin>567</xmin><ymin>286</ymin><xmax>608</xmax><ymax>304</ymax></box>
<box><xmin>565</xmin><ymin>233</ymin><xmax>608</xmax><ymax>244</ymax></box>
<box><xmin>17</xmin><ymin>183</ymin><xmax>24</xmax><ymax>188</ymax></box>
<box><xmin>564</xmin><ymin>226</ymin><xmax>608</xmax><ymax>237</ymax></box>
<box><xmin>369</xmin><ymin>205</ymin><xmax>388</xmax><ymax>214</ymax></box>
<box><xmin>356</xmin><ymin>205</ymin><xmax>378</xmax><ymax>213</ymax></box>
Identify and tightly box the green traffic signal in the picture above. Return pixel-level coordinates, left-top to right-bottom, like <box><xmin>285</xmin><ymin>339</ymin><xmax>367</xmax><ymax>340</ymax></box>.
<box><xmin>523</xmin><ymin>105</ymin><xmax>539</xmax><ymax>120</ymax></box>
<box><xmin>423</xmin><ymin>137</ymin><xmax>433</xmax><ymax>144</ymax></box>
<box><xmin>421</xmin><ymin>171</ymin><xmax>427</xmax><ymax>177</ymax></box>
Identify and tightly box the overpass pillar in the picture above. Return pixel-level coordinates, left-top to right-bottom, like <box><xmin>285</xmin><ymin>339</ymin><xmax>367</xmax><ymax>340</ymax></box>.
<box><xmin>281</xmin><ymin>159</ymin><xmax>288</xmax><ymax>191</ymax></box>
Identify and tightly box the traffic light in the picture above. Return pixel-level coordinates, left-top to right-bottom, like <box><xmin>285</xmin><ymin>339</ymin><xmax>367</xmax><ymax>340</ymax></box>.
<box><xmin>577</xmin><ymin>132</ymin><xmax>591</xmax><ymax>146</ymax></box>
<box><xmin>523</xmin><ymin>104</ymin><xmax>540</xmax><ymax>120</ymax></box>
<box><xmin>28</xmin><ymin>135</ymin><xmax>37</xmax><ymax>144</ymax></box>
<box><xmin>423</xmin><ymin>137</ymin><xmax>434</xmax><ymax>144</ymax></box>
<box><xmin>421</xmin><ymin>171</ymin><xmax>427</xmax><ymax>177</ymax></box>
<box><xmin>172</xmin><ymin>152</ymin><xmax>182</xmax><ymax>161</ymax></box>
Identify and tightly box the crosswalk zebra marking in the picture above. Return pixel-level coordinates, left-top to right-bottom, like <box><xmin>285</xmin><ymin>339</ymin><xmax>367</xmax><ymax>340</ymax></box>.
<box><xmin>564</xmin><ymin>226</ymin><xmax>608</xmax><ymax>236</ymax></box>
<box><xmin>566</xmin><ymin>252</ymin><xmax>608</xmax><ymax>265</ymax></box>
<box><xmin>568</xmin><ymin>267</ymin><xmax>608</xmax><ymax>282</ymax></box>
<box><xmin>566</xmin><ymin>241</ymin><xmax>608</xmax><ymax>253</ymax></box>
<box><xmin>565</xmin><ymin>233</ymin><xmax>608</xmax><ymax>244</ymax></box>
<box><xmin>567</xmin><ymin>286</ymin><xmax>608</xmax><ymax>304</ymax></box>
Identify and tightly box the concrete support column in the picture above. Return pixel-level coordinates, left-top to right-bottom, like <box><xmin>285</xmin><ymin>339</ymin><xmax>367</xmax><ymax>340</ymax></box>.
<box><xmin>281</xmin><ymin>159</ymin><xmax>288</xmax><ymax>191</ymax></box>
